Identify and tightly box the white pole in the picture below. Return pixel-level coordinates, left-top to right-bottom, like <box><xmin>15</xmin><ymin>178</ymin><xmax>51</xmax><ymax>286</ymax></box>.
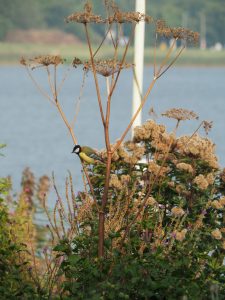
<box><xmin>131</xmin><ymin>0</ymin><xmax>146</xmax><ymax>138</ymax></box>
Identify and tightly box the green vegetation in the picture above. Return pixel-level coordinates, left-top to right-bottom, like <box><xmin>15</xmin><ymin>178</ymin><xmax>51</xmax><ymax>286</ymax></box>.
<box><xmin>0</xmin><ymin>173</ymin><xmax>37</xmax><ymax>298</ymax></box>
<box><xmin>0</xmin><ymin>0</ymin><xmax>225</xmax><ymax>46</ymax></box>
<box><xmin>1</xmin><ymin>42</ymin><xmax>225</xmax><ymax>66</ymax></box>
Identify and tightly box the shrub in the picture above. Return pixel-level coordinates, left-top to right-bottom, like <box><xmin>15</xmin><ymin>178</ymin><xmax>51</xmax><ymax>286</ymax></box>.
<box><xmin>51</xmin><ymin>118</ymin><xmax>225</xmax><ymax>299</ymax></box>
<box><xmin>0</xmin><ymin>176</ymin><xmax>37</xmax><ymax>299</ymax></box>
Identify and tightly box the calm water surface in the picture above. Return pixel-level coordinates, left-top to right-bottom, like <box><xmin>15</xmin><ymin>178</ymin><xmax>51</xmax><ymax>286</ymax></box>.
<box><xmin>1</xmin><ymin>66</ymin><xmax>225</xmax><ymax>202</ymax></box>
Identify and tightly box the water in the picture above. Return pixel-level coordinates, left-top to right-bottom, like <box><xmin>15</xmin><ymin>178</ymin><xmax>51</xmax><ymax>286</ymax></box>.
<box><xmin>1</xmin><ymin>65</ymin><xmax>225</xmax><ymax>202</ymax></box>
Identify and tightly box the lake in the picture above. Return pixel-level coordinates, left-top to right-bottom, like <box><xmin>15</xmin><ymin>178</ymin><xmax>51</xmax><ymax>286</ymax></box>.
<box><xmin>1</xmin><ymin>65</ymin><xmax>225</xmax><ymax>202</ymax></box>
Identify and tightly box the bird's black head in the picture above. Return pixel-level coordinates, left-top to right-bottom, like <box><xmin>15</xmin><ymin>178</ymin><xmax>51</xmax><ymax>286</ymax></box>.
<box><xmin>72</xmin><ymin>145</ymin><xmax>81</xmax><ymax>155</ymax></box>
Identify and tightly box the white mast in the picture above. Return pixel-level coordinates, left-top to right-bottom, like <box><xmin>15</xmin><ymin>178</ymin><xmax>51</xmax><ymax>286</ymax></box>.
<box><xmin>131</xmin><ymin>0</ymin><xmax>146</xmax><ymax>138</ymax></box>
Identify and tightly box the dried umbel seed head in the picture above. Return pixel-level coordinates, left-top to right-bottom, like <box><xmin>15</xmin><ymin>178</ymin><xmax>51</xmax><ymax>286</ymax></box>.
<box><xmin>20</xmin><ymin>57</ymin><xmax>27</xmax><ymax>66</ymax></box>
<box><xmin>156</xmin><ymin>20</ymin><xmax>172</xmax><ymax>38</ymax></box>
<box><xmin>21</xmin><ymin>55</ymin><xmax>64</xmax><ymax>68</ymax></box>
<box><xmin>108</xmin><ymin>11</ymin><xmax>141</xmax><ymax>23</ymax></box>
<box><xmin>66</xmin><ymin>2</ymin><xmax>105</xmax><ymax>24</ymax></box>
<box><xmin>83</xmin><ymin>59</ymin><xmax>133</xmax><ymax>77</ymax></box>
<box><xmin>162</xmin><ymin>108</ymin><xmax>199</xmax><ymax>121</ymax></box>
<box><xmin>156</xmin><ymin>20</ymin><xmax>199</xmax><ymax>44</ymax></box>
<box><xmin>144</xmin><ymin>15</ymin><xmax>154</xmax><ymax>24</ymax></box>
<box><xmin>203</xmin><ymin>120</ymin><xmax>213</xmax><ymax>135</ymax></box>
<box><xmin>108</xmin><ymin>11</ymin><xmax>153</xmax><ymax>24</ymax></box>
<box><xmin>72</xmin><ymin>57</ymin><xmax>83</xmax><ymax>68</ymax></box>
<box><xmin>171</xmin><ymin>27</ymin><xmax>199</xmax><ymax>44</ymax></box>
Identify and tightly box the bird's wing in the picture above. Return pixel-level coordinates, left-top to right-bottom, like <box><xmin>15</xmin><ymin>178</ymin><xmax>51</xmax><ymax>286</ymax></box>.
<box><xmin>82</xmin><ymin>146</ymin><xmax>103</xmax><ymax>161</ymax></box>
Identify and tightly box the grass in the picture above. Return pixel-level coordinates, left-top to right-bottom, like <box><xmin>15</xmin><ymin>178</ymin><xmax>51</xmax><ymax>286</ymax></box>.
<box><xmin>0</xmin><ymin>42</ymin><xmax>225</xmax><ymax>66</ymax></box>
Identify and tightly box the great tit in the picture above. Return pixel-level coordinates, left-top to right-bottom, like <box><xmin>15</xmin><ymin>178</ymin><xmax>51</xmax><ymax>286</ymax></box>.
<box><xmin>72</xmin><ymin>145</ymin><xmax>102</xmax><ymax>164</ymax></box>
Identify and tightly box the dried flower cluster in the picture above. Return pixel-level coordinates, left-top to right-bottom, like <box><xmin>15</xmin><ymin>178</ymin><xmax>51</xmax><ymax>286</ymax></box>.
<box><xmin>176</xmin><ymin>134</ymin><xmax>218</xmax><ymax>169</ymax></box>
<box><xmin>72</xmin><ymin>57</ymin><xmax>83</xmax><ymax>68</ymax></box>
<box><xmin>193</xmin><ymin>174</ymin><xmax>209</xmax><ymax>190</ymax></box>
<box><xmin>109</xmin><ymin>174</ymin><xmax>123</xmax><ymax>191</ymax></box>
<box><xmin>148</xmin><ymin>161</ymin><xmax>170</xmax><ymax>177</ymax></box>
<box><xmin>203</xmin><ymin>120</ymin><xmax>213</xmax><ymax>135</ymax></box>
<box><xmin>66</xmin><ymin>2</ymin><xmax>105</xmax><ymax>24</ymax></box>
<box><xmin>176</xmin><ymin>162</ymin><xmax>194</xmax><ymax>174</ymax></box>
<box><xmin>211</xmin><ymin>228</ymin><xmax>222</xmax><ymax>240</ymax></box>
<box><xmin>66</xmin><ymin>2</ymin><xmax>153</xmax><ymax>25</ymax></box>
<box><xmin>162</xmin><ymin>108</ymin><xmax>199</xmax><ymax>121</ymax></box>
<box><xmin>101</xmin><ymin>142</ymin><xmax>146</xmax><ymax>165</ymax></box>
<box><xmin>20</xmin><ymin>55</ymin><xmax>64</xmax><ymax>68</ymax></box>
<box><xmin>174</xmin><ymin>228</ymin><xmax>187</xmax><ymax>241</ymax></box>
<box><xmin>133</xmin><ymin>119</ymin><xmax>176</xmax><ymax>153</ymax></box>
<box><xmin>211</xmin><ymin>200</ymin><xmax>223</xmax><ymax>210</ymax></box>
<box><xmin>156</xmin><ymin>20</ymin><xmax>199</xmax><ymax>44</ymax></box>
<box><xmin>83</xmin><ymin>59</ymin><xmax>133</xmax><ymax>77</ymax></box>
<box><xmin>145</xmin><ymin>196</ymin><xmax>157</xmax><ymax>206</ymax></box>
<box><xmin>108</xmin><ymin>11</ymin><xmax>153</xmax><ymax>24</ymax></box>
<box><xmin>171</xmin><ymin>207</ymin><xmax>185</xmax><ymax>217</ymax></box>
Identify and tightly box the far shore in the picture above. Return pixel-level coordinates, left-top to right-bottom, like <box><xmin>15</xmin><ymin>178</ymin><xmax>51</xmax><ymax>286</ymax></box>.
<box><xmin>0</xmin><ymin>42</ymin><xmax>225</xmax><ymax>66</ymax></box>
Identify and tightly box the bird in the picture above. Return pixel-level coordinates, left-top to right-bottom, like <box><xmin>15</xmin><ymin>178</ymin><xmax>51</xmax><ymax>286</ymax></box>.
<box><xmin>72</xmin><ymin>144</ymin><xmax>102</xmax><ymax>164</ymax></box>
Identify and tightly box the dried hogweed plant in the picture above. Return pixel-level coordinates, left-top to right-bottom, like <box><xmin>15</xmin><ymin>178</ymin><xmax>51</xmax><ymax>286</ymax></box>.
<box><xmin>20</xmin><ymin>0</ymin><xmax>203</xmax><ymax>261</ymax></box>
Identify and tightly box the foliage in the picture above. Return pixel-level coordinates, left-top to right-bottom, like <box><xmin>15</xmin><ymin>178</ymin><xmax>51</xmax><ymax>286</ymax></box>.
<box><xmin>0</xmin><ymin>176</ymin><xmax>36</xmax><ymax>298</ymax></box>
<box><xmin>0</xmin><ymin>0</ymin><xmax>225</xmax><ymax>46</ymax></box>
<box><xmin>0</xmin><ymin>160</ymin><xmax>52</xmax><ymax>298</ymax></box>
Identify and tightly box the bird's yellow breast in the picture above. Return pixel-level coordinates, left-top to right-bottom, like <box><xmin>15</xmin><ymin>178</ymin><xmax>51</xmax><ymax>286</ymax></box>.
<box><xmin>79</xmin><ymin>152</ymin><xmax>95</xmax><ymax>164</ymax></box>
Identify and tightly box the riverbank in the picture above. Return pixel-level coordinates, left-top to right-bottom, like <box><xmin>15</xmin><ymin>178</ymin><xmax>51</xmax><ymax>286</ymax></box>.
<box><xmin>0</xmin><ymin>42</ymin><xmax>225</xmax><ymax>66</ymax></box>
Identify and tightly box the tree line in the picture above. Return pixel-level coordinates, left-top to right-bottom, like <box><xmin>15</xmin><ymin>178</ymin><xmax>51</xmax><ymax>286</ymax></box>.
<box><xmin>0</xmin><ymin>0</ymin><xmax>224</xmax><ymax>47</ymax></box>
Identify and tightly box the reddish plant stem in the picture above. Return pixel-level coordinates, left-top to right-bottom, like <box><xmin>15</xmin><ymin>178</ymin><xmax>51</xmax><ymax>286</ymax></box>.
<box><xmin>98</xmin><ymin>152</ymin><xmax>112</xmax><ymax>257</ymax></box>
<box><xmin>98</xmin><ymin>76</ymin><xmax>112</xmax><ymax>257</ymax></box>
<box><xmin>84</xmin><ymin>24</ymin><xmax>105</xmax><ymax>126</ymax></box>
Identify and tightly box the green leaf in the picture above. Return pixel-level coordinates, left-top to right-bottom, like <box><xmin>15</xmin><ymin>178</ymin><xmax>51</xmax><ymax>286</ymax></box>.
<box><xmin>53</xmin><ymin>244</ymin><xmax>69</xmax><ymax>252</ymax></box>
<box><xmin>68</xmin><ymin>254</ymin><xmax>80</xmax><ymax>265</ymax></box>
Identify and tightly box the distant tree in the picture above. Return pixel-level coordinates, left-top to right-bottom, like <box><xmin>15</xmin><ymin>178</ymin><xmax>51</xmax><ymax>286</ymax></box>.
<box><xmin>0</xmin><ymin>0</ymin><xmax>44</xmax><ymax>40</ymax></box>
<box><xmin>0</xmin><ymin>0</ymin><xmax>224</xmax><ymax>46</ymax></box>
